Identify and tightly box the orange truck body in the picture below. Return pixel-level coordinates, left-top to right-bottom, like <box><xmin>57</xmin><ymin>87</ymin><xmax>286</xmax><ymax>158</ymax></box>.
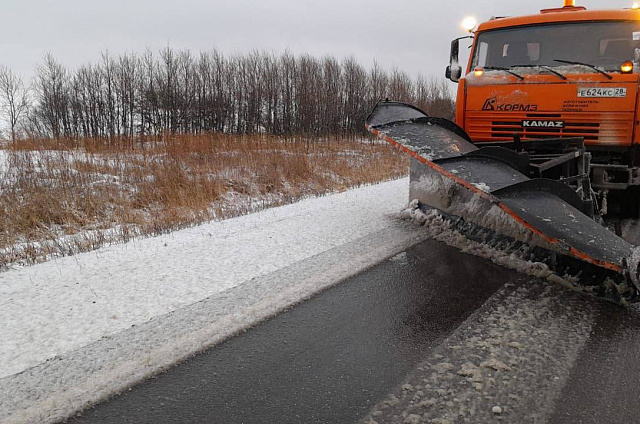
<box><xmin>454</xmin><ymin>5</ymin><xmax>640</xmax><ymax>192</ymax></box>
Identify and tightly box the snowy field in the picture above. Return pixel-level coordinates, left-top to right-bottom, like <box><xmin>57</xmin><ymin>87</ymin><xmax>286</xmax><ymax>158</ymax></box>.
<box><xmin>0</xmin><ymin>177</ymin><xmax>435</xmax><ymax>424</ymax></box>
<box><xmin>0</xmin><ymin>139</ymin><xmax>406</xmax><ymax>268</ymax></box>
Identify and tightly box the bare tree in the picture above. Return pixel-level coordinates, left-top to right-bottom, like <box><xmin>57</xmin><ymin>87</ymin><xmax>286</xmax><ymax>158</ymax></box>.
<box><xmin>0</xmin><ymin>65</ymin><xmax>30</xmax><ymax>143</ymax></box>
<box><xmin>20</xmin><ymin>50</ymin><xmax>455</xmax><ymax>141</ymax></box>
<box><xmin>33</xmin><ymin>54</ymin><xmax>71</xmax><ymax>139</ymax></box>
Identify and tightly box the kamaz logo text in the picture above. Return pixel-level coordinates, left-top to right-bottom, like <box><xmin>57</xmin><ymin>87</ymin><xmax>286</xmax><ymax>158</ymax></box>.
<box><xmin>522</xmin><ymin>120</ymin><xmax>565</xmax><ymax>128</ymax></box>
<box><xmin>482</xmin><ymin>97</ymin><xmax>538</xmax><ymax>112</ymax></box>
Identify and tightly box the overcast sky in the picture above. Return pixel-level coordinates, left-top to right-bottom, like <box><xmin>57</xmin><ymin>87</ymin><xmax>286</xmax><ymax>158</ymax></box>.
<box><xmin>0</xmin><ymin>0</ymin><xmax>629</xmax><ymax>82</ymax></box>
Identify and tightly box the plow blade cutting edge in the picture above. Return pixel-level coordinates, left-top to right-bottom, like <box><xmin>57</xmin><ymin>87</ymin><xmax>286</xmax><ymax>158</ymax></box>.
<box><xmin>367</xmin><ymin>100</ymin><xmax>640</xmax><ymax>305</ymax></box>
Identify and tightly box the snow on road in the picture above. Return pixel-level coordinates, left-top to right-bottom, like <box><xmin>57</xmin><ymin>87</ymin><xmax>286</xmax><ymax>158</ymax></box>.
<box><xmin>363</xmin><ymin>281</ymin><xmax>598</xmax><ymax>424</ymax></box>
<box><xmin>0</xmin><ymin>179</ymin><xmax>404</xmax><ymax>379</ymax></box>
<box><xmin>1</xmin><ymin>177</ymin><xmax>435</xmax><ymax>424</ymax></box>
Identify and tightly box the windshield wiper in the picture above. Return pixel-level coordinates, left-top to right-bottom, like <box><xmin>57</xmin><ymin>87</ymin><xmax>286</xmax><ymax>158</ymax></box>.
<box><xmin>541</xmin><ymin>65</ymin><xmax>567</xmax><ymax>80</ymax></box>
<box><xmin>512</xmin><ymin>64</ymin><xmax>567</xmax><ymax>80</ymax></box>
<box><xmin>554</xmin><ymin>59</ymin><xmax>613</xmax><ymax>80</ymax></box>
<box><xmin>483</xmin><ymin>66</ymin><xmax>525</xmax><ymax>81</ymax></box>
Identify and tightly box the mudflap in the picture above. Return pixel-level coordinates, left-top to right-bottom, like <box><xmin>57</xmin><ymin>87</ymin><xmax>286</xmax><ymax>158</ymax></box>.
<box><xmin>367</xmin><ymin>100</ymin><xmax>640</xmax><ymax>305</ymax></box>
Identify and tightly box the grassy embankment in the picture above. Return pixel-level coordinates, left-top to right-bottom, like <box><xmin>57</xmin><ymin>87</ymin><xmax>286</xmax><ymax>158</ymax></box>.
<box><xmin>0</xmin><ymin>134</ymin><xmax>408</xmax><ymax>268</ymax></box>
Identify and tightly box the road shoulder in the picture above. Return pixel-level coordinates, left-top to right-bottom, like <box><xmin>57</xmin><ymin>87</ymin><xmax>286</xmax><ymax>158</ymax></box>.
<box><xmin>0</xmin><ymin>219</ymin><xmax>430</xmax><ymax>424</ymax></box>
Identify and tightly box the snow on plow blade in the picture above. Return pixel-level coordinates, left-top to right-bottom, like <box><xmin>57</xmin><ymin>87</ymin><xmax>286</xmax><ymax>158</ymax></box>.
<box><xmin>367</xmin><ymin>100</ymin><xmax>640</xmax><ymax>305</ymax></box>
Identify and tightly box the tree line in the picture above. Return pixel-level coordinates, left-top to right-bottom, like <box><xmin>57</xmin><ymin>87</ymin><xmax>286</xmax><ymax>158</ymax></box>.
<box><xmin>0</xmin><ymin>49</ymin><xmax>454</xmax><ymax>142</ymax></box>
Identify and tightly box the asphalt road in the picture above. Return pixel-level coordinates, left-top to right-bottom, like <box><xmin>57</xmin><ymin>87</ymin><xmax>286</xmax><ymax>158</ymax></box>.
<box><xmin>65</xmin><ymin>239</ymin><xmax>523</xmax><ymax>424</ymax></box>
<box><xmin>550</xmin><ymin>303</ymin><xmax>640</xmax><ymax>424</ymax></box>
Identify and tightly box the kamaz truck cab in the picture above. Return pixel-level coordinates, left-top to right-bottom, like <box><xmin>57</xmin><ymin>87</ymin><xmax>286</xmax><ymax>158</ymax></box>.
<box><xmin>446</xmin><ymin>0</ymin><xmax>640</xmax><ymax>217</ymax></box>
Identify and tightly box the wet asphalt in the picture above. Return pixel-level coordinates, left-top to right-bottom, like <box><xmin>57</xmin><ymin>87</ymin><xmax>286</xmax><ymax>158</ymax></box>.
<box><xmin>550</xmin><ymin>304</ymin><xmax>640</xmax><ymax>424</ymax></box>
<box><xmin>65</xmin><ymin>239</ymin><xmax>523</xmax><ymax>424</ymax></box>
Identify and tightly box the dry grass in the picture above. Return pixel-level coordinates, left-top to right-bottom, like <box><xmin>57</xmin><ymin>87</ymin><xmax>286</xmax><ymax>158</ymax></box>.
<box><xmin>0</xmin><ymin>133</ymin><xmax>408</xmax><ymax>268</ymax></box>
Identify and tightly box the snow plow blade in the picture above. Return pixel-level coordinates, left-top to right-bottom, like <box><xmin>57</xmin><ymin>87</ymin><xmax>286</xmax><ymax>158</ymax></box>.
<box><xmin>367</xmin><ymin>100</ymin><xmax>640</xmax><ymax>305</ymax></box>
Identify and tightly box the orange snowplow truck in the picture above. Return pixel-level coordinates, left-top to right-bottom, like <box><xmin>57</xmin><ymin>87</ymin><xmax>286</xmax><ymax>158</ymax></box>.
<box><xmin>446</xmin><ymin>1</ymin><xmax>640</xmax><ymax>217</ymax></box>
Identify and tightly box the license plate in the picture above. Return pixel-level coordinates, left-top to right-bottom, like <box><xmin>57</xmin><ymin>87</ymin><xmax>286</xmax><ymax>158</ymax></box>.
<box><xmin>577</xmin><ymin>87</ymin><xmax>627</xmax><ymax>98</ymax></box>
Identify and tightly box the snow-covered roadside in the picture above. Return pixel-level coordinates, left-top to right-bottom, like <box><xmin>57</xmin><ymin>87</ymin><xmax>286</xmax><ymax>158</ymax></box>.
<box><xmin>0</xmin><ymin>179</ymin><xmax>413</xmax><ymax>379</ymax></box>
<box><xmin>0</xmin><ymin>177</ymin><xmax>434</xmax><ymax>424</ymax></box>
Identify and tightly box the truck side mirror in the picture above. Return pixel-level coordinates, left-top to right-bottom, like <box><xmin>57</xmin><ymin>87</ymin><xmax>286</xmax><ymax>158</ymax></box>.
<box><xmin>446</xmin><ymin>38</ymin><xmax>463</xmax><ymax>83</ymax></box>
<box><xmin>446</xmin><ymin>65</ymin><xmax>462</xmax><ymax>82</ymax></box>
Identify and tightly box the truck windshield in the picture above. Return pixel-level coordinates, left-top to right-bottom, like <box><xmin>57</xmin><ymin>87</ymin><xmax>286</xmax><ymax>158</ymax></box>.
<box><xmin>472</xmin><ymin>21</ymin><xmax>640</xmax><ymax>71</ymax></box>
